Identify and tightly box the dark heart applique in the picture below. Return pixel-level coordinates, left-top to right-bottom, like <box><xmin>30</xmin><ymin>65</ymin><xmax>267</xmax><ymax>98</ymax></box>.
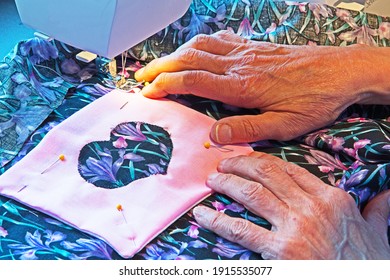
<box><xmin>78</xmin><ymin>122</ymin><xmax>173</xmax><ymax>189</ymax></box>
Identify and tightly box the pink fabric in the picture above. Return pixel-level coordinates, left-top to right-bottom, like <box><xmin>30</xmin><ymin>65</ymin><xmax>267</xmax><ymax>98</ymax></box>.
<box><xmin>0</xmin><ymin>89</ymin><xmax>253</xmax><ymax>258</ymax></box>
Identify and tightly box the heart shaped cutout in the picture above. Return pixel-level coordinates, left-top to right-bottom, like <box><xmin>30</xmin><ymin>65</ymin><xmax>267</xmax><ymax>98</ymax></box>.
<box><xmin>78</xmin><ymin>122</ymin><xmax>173</xmax><ymax>189</ymax></box>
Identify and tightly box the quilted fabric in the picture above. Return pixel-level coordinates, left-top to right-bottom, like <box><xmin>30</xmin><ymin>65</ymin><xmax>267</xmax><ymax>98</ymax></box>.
<box><xmin>0</xmin><ymin>89</ymin><xmax>252</xmax><ymax>258</ymax></box>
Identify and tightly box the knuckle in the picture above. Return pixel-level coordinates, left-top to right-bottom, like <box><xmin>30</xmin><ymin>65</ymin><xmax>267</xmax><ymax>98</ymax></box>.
<box><xmin>228</xmin><ymin>156</ymin><xmax>249</xmax><ymax>169</ymax></box>
<box><xmin>216</xmin><ymin>173</ymin><xmax>235</xmax><ymax>187</ymax></box>
<box><xmin>178</xmin><ymin>48</ymin><xmax>198</xmax><ymax>65</ymax></box>
<box><xmin>233</xmin><ymin>76</ymin><xmax>251</xmax><ymax>103</ymax></box>
<box><xmin>182</xmin><ymin>71</ymin><xmax>204</xmax><ymax>89</ymax></box>
<box><xmin>192</xmin><ymin>34</ymin><xmax>211</xmax><ymax>46</ymax></box>
<box><xmin>241</xmin><ymin>182</ymin><xmax>274</xmax><ymax>210</ymax></box>
<box><xmin>240</xmin><ymin>118</ymin><xmax>261</xmax><ymax>140</ymax></box>
<box><xmin>260</xmin><ymin>42</ymin><xmax>290</xmax><ymax>55</ymax></box>
<box><xmin>273</xmin><ymin>115</ymin><xmax>304</xmax><ymax>141</ymax></box>
<box><xmin>241</xmin><ymin>182</ymin><xmax>262</xmax><ymax>202</ymax></box>
<box><xmin>285</xmin><ymin>163</ymin><xmax>303</xmax><ymax>178</ymax></box>
<box><xmin>208</xmin><ymin>213</ymin><xmax>225</xmax><ymax>231</ymax></box>
<box><xmin>153</xmin><ymin>73</ymin><xmax>168</xmax><ymax>89</ymax></box>
<box><xmin>255</xmin><ymin>161</ymin><xmax>280</xmax><ymax>178</ymax></box>
<box><xmin>241</xmin><ymin>53</ymin><xmax>257</xmax><ymax>65</ymax></box>
<box><xmin>228</xmin><ymin>219</ymin><xmax>250</xmax><ymax>241</ymax></box>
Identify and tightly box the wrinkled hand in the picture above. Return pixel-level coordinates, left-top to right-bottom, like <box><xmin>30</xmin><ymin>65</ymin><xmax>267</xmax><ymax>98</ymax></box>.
<box><xmin>192</xmin><ymin>152</ymin><xmax>390</xmax><ymax>259</ymax></box>
<box><xmin>135</xmin><ymin>31</ymin><xmax>375</xmax><ymax>144</ymax></box>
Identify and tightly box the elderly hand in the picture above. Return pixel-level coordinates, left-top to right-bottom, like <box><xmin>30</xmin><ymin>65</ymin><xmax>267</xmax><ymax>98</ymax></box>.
<box><xmin>135</xmin><ymin>31</ymin><xmax>390</xmax><ymax>144</ymax></box>
<box><xmin>192</xmin><ymin>152</ymin><xmax>390</xmax><ymax>259</ymax></box>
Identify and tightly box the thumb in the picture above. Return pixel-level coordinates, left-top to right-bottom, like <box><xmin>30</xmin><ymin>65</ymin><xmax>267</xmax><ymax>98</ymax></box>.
<box><xmin>210</xmin><ymin>112</ymin><xmax>301</xmax><ymax>144</ymax></box>
<box><xmin>362</xmin><ymin>190</ymin><xmax>390</xmax><ymax>239</ymax></box>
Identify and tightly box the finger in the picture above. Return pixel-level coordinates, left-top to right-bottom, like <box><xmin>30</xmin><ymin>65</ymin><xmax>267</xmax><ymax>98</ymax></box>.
<box><xmin>135</xmin><ymin>47</ymin><xmax>232</xmax><ymax>82</ymax></box>
<box><xmin>140</xmin><ymin>71</ymin><xmax>235</xmax><ymax>101</ymax></box>
<box><xmin>206</xmin><ymin>172</ymin><xmax>287</xmax><ymax>225</ymax></box>
<box><xmin>176</xmin><ymin>32</ymin><xmax>240</xmax><ymax>55</ymax></box>
<box><xmin>210</xmin><ymin>112</ymin><xmax>303</xmax><ymax>144</ymax></box>
<box><xmin>193</xmin><ymin>205</ymin><xmax>277</xmax><ymax>257</ymax></box>
<box><xmin>362</xmin><ymin>189</ymin><xmax>390</xmax><ymax>240</ymax></box>
<box><xmin>217</xmin><ymin>154</ymin><xmax>307</xmax><ymax>202</ymax></box>
<box><xmin>249</xmin><ymin>152</ymin><xmax>329</xmax><ymax>195</ymax></box>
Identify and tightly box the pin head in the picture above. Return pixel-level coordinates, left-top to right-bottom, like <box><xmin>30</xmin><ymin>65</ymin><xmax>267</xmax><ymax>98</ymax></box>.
<box><xmin>203</xmin><ymin>142</ymin><xmax>211</xmax><ymax>149</ymax></box>
<box><xmin>41</xmin><ymin>154</ymin><xmax>66</xmax><ymax>174</ymax></box>
<box><xmin>116</xmin><ymin>204</ymin><xmax>123</xmax><ymax>211</ymax></box>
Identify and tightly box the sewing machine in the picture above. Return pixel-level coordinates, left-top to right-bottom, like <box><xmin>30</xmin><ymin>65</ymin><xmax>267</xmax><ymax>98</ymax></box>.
<box><xmin>14</xmin><ymin>0</ymin><xmax>192</xmax><ymax>81</ymax></box>
<box><xmin>15</xmin><ymin>0</ymin><xmax>192</xmax><ymax>59</ymax></box>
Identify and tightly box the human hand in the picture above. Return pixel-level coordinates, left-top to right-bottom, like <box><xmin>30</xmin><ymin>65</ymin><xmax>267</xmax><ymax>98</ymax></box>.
<box><xmin>135</xmin><ymin>31</ymin><xmax>382</xmax><ymax>144</ymax></box>
<box><xmin>192</xmin><ymin>152</ymin><xmax>390</xmax><ymax>259</ymax></box>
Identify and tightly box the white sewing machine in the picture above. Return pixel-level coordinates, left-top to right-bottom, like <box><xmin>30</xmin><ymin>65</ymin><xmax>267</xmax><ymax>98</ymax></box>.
<box><xmin>13</xmin><ymin>0</ymin><xmax>389</xmax><ymax>67</ymax></box>
<box><xmin>14</xmin><ymin>0</ymin><xmax>389</xmax><ymax>57</ymax></box>
<box><xmin>15</xmin><ymin>0</ymin><xmax>192</xmax><ymax>59</ymax></box>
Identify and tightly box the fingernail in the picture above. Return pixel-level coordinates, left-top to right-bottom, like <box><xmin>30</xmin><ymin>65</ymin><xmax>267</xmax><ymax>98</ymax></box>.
<box><xmin>215</xmin><ymin>124</ymin><xmax>232</xmax><ymax>143</ymax></box>
<box><xmin>207</xmin><ymin>173</ymin><xmax>219</xmax><ymax>185</ymax></box>
<box><xmin>193</xmin><ymin>206</ymin><xmax>208</xmax><ymax>219</ymax></box>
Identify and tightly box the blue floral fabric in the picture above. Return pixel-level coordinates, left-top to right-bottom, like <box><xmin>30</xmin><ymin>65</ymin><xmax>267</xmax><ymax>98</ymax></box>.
<box><xmin>1</xmin><ymin>0</ymin><xmax>390</xmax><ymax>260</ymax></box>
<box><xmin>78</xmin><ymin>122</ymin><xmax>173</xmax><ymax>189</ymax></box>
<box><xmin>0</xmin><ymin>38</ymin><xmax>109</xmax><ymax>168</ymax></box>
<box><xmin>0</xmin><ymin>39</ymin><xmax>70</xmax><ymax>167</ymax></box>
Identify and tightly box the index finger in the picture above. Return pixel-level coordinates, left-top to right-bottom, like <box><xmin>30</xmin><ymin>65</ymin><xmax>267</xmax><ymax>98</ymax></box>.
<box><xmin>135</xmin><ymin>48</ymin><xmax>230</xmax><ymax>83</ymax></box>
<box><xmin>140</xmin><ymin>70</ymin><xmax>242</xmax><ymax>106</ymax></box>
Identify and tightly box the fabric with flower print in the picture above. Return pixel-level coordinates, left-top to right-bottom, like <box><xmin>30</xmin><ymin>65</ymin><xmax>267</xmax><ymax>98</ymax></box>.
<box><xmin>129</xmin><ymin>0</ymin><xmax>390</xmax><ymax>62</ymax></box>
<box><xmin>1</xmin><ymin>0</ymin><xmax>390</xmax><ymax>260</ymax></box>
<box><xmin>0</xmin><ymin>89</ymin><xmax>253</xmax><ymax>258</ymax></box>
<box><xmin>0</xmin><ymin>38</ymin><xmax>110</xmax><ymax>168</ymax></box>
<box><xmin>78</xmin><ymin>122</ymin><xmax>173</xmax><ymax>189</ymax></box>
<box><xmin>0</xmin><ymin>39</ymin><xmax>71</xmax><ymax>167</ymax></box>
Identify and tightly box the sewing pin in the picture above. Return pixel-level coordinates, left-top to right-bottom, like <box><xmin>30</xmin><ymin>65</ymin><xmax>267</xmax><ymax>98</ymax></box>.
<box><xmin>120</xmin><ymin>101</ymin><xmax>129</xmax><ymax>110</ymax></box>
<box><xmin>203</xmin><ymin>141</ymin><xmax>233</xmax><ymax>152</ymax></box>
<box><xmin>17</xmin><ymin>185</ymin><xmax>28</xmax><ymax>193</ymax></box>
<box><xmin>41</xmin><ymin>154</ymin><xmax>65</xmax><ymax>174</ymax></box>
<box><xmin>116</xmin><ymin>204</ymin><xmax>127</xmax><ymax>224</ymax></box>
<box><xmin>131</xmin><ymin>238</ymin><xmax>137</xmax><ymax>247</ymax></box>
<box><xmin>119</xmin><ymin>80</ymin><xmax>147</xmax><ymax>110</ymax></box>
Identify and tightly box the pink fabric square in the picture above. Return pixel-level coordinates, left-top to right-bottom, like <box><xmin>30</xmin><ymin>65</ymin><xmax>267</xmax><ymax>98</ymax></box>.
<box><xmin>0</xmin><ymin>89</ymin><xmax>253</xmax><ymax>258</ymax></box>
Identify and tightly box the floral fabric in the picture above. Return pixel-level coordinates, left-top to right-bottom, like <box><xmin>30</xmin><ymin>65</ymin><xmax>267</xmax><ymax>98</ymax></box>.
<box><xmin>0</xmin><ymin>0</ymin><xmax>390</xmax><ymax>260</ymax></box>
<box><xmin>130</xmin><ymin>0</ymin><xmax>390</xmax><ymax>62</ymax></box>
<box><xmin>0</xmin><ymin>38</ymin><xmax>110</xmax><ymax>168</ymax></box>
<box><xmin>0</xmin><ymin>88</ymin><xmax>252</xmax><ymax>258</ymax></box>
<box><xmin>78</xmin><ymin>122</ymin><xmax>173</xmax><ymax>189</ymax></box>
